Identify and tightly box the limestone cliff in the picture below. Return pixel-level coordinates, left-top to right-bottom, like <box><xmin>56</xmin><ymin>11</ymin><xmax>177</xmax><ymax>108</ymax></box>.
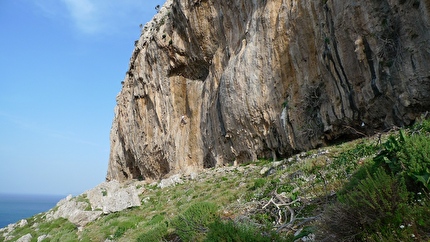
<box><xmin>107</xmin><ymin>0</ymin><xmax>430</xmax><ymax>181</ymax></box>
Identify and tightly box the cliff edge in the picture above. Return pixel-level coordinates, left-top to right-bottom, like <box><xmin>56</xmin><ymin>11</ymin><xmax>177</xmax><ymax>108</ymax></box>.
<box><xmin>107</xmin><ymin>0</ymin><xmax>430</xmax><ymax>181</ymax></box>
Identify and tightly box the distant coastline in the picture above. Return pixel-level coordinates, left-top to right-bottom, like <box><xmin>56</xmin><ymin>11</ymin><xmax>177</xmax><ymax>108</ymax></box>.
<box><xmin>0</xmin><ymin>193</ymin><xmax>64</xmax><ymax>228</ymax></box>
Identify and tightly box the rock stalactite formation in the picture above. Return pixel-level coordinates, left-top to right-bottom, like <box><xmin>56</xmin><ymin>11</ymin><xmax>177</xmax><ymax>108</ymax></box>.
<box><xmin>107</xmin><ymin>0</ymin><xmax>430</xmax><ymax>181</ymax></box>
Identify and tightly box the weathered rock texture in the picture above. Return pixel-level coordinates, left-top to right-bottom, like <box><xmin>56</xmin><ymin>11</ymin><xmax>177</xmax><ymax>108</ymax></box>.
<box><xmin>107</xmin><ymin>0</ymin><xmax>430</xmax><ymax>181</ymax></box>
<box><xmin>45</xmin><ymin>181</ymin><xmax>143</xmax><ymax>227</ymax></box>
<box><xmin>86</xmin><ymin>180</ymin><xmax>141</xmax><ymax>214</ymax></box>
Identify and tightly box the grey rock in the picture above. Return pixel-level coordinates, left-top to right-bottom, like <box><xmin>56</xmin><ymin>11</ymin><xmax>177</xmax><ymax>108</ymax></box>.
<box><xmin>271</xmin><ymin>161</ymin><xmax>283</xmax><ymax>168</ymax></box>
<box><xmin>45</xmin><ymin>180</ymin><xmax>141</xmax><ymax>227</ymax></box>
<box><xmin>142</xmin><ymin>197</ymin><xmax>151</xmax><ymax>204</ymax></box>
<box><xmin>37</xmin><ymin>235</ymin><xmax>50</xmax><ymax>242</ymax></box>
<box><xmin>259</xmin><ymin>167</ymin><xmax>269</xmax><ymax>176</ymax></box>
<box><xmin>158</xmin><ymin>174</ymin><xmax>184</xmax><ymax>188</ymax></box>
<box><xmin>18</xmin><ymin>219</ymin><xmax>27</xmax><ymax>227</ymax></box>
<box><xmin>189</xmin><ymin>172</ymin><xmax>198</xmax><ymax>180</ymax></box>
<box><xmin>16</xmin><ymin>234</ymin><xmax>32</xmax><ymax>242</ymax></box>
<box><xmin>1</xmin><ymin>224</ymin><xmax>15</xmax><ymax>241</ymax></box>
<box><xmin>86</xmin><ymin>180</ymin><xmax>141</xmax><ymax>214</ymax></box>
<box><xmin>45</xmin><ymin>196</ymin><xmax>102</xmax><ymax>228</ymax></box>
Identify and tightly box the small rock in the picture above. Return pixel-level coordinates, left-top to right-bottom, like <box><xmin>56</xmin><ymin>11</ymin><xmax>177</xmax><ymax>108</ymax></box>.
<box><xmin>271</xmin><ymin>161</ymin><xmax>283</xmax><ymax>168</ymax></box>
<box><xmin>37</xmin><ymin>235</ymin><xmax>50</xmax><ymax>242</ymax></box>
<box><xmin>259</xmin><ymin>167</ymin><xmax>269</xmax><ymax>175</ymax></box>
<box><xmin>301</xmin><ymin>233</ymin><xmax>315</xmax><ymax>241</ymax></box>
<box><xmin>266</xmin><ymin>167</ymin><xmax>276</xmax><ymax>176</ymax></box>
<box><xmin>16</xmin><ymin>233</ymin><xmax>32</xmax><ymax>242</ymax></box>
<box><xmin>56</xmin><ymin>194</ymin><xmax>73</xmax><ymax>207</ymax></box>
<box><xmin>189</xmin><ymin>172</ymin><xmax>198</xmax><ymax>180</ymax></box>
<box><xmin>18</xmin><ymin>219</ymin><xmax>28</xmax><ymax>227</ymax></box>
<box><xmin>142</xmin><ymin>197</ymin><xmax>151</xmax><ymax>203</ymax></box>
<box><xmin>236</xmin><ymin>166</ymin><xmax>245</xmax><ymax>172</ymax></box>
<box><xmin>158</xmin><ymin>174</ymin><xmax>183</xmax><ymax>188</ymax></box>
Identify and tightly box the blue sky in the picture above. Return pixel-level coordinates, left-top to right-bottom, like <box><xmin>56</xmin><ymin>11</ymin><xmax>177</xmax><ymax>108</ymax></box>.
<box><xmin>0</xmin><ymin>0</ymin><xmax>165</xmax><ymax>196</ymax></box>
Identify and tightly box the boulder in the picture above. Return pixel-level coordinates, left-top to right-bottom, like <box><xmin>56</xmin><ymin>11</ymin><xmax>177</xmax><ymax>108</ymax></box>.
<box><xmin>45</xmin><ymin>196</ymin><xmax>102</xmax><ymax>228</ymax></box>
<box><xmin>37</xmin><ymin>235</ymin><xmax>50</xmax><ymax>242</ymax></box>
<box><xmin>86</xmin><ymin>180</ymin><xmax>141</xmax><ymax>214</ymax></box>
<box><xmin>16</xmin><ymin>234</ymin><xmax>32</xmax><ymax>242</ymax></box>
<box><xmin>158</xmin><ymin>174</ymin><xmax>184</xmax><ymax>188</ymax></box>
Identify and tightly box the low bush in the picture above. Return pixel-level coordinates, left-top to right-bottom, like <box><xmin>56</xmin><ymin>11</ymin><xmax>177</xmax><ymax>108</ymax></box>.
<box><xmin>374</xmin><ymin>128</ymin><xmax>430</xmax><ymax>192</ymax></box>
<box><xmin>172</xmin><ymin>202</ymin><xmax>219</xmax><ymax>241</ymax></box>
<box><xmin>250</xmin><ymin>178</ymin><xmax>267</xmax><ymax>190</ymax></box>
<box><xmin>331</xmin><ymin>141</ymin><xmax>377</xmax><ymax>173</ymax></box>
<box><xmin>136</xmin><ymin>222</ymin><xmax>168</xmax><ymax>242</ymax></box>
<box><xmin>205</xmin><ymin>220</ymin><xmax>276</xmax><ymax>242</ymax></box>
<box><xmin>318</xmin><ymin>168</ymin><xmax>409</xmax><ymax>240</ymax></box>
<box><xmin>318</xmin><ymin>120</ymin><xmax>430</xmax><ymax>241</ymax></box>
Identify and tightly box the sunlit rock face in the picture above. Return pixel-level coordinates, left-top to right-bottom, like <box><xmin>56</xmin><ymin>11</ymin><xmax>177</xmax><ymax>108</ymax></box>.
<box><xmin>106</xmin><ymin>0</ymin><xmax>430</xmax><ymax>181</ymax></box>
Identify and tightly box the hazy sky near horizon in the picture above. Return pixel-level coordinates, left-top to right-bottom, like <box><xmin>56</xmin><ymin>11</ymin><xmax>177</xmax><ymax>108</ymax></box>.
<box><xmin>0</xmin><ymin>0</ymin><xmax>165</xmax><ymax>195</ymax></box>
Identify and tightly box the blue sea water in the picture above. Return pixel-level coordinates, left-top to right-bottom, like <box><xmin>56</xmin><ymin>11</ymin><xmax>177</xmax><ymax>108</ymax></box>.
<box><xmin>0</xmin><ymin>194</ymin><xmax>64</xmax><ymax>228</ymax></box>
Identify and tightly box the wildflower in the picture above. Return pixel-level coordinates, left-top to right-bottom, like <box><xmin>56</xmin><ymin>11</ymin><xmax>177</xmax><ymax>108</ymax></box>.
<box><xmin>400</xmin><ymin>225</ymin><xmax>405</xmax><ymax>229</ymax></box>
<box><xmin>411</xmin><ymin>234</ymin><xmax>416</xmax><ymax>238</ymax></box>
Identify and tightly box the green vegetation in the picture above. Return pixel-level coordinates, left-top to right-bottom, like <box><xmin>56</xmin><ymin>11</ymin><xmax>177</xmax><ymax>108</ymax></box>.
<box><xmin>0</xmin><ymin>216</ymin><xmax>79</xmax><ymax>242</ymax></box>
<box><xmin>374</xmin><ymin>129</ymin><xmax>430</xmax><ymax>191</ymax></box>
<box><xmin>172</xmin><ymin>202</ymin><xmax>219</xmax><ymax>241</ymax></box>
<box><xmin>75</xmin><ymin>193</ymin><xmax>92</xmax><ymax>211</ymax></box>
<box><xmin>205</xmin><ymin>219</ymin><xmax>290</xmax><ymax>242</ymax></box>
<box><xmin>318</xmin><ymin>118</ymin><xmax>430</xmax><ymax>241</ymax></box>
<box><xmin>2</xmin><ymin>118</ymin><xmax>430</xmax><ymax>241</ymax></box>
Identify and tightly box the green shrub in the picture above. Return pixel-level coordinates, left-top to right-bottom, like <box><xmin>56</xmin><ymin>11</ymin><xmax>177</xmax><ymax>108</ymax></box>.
<box><xmin>318</xmin><ymin>122</ymin><xmax>430</xmax><ymax>240</ymax></box>
<box><xmin>205</xmin><ymin>219</ymin><xmax>293</xmax><ymax>242</ymax></box>
<box><xmin>250</xmin><ymin>178</ymin><xmax>267</xmax><ymax>190</ymax></box>
<box><xmin>397</xmin><ymin>133</ymin><xmax>430</xmax><ymax>190</ymax></box>
<box><xmin>172</xmin><ymin>202</ymin><xmax>219</xmax><ymax>241</ymax></box>
<box><xmin>136</xmin><ymin>222</ymin><xmax>168</xmax><ymax>242</ymax></box>
<box><xmin>411</xmin><ymin>116</ymin><xmax>430</xmax><ymax>133</ymax></box>
<box><xmin>205</xmin><ymin>220</ymin><xmax>273</xmax><ymax>242</ymax></box>
<box><xmin>146</xmin><ymin>213</ymin><xmax>165</xmax><ymax>226</ymax></box>
<box><xmin>318</xmin><ymin>168</ymin><xmax>410</xmax><ymax>240</ymax></box>
<box><xmin>374</xmin><ymin>129</ymin><xmax>430</xmax><ymax>191</ymax></box>
<box><xmin>113</xmin><ymin>226</ymin><xmax>127</xmax><ymax>239</ymax></box>
<box><xmin>113</xmin><ymin>218</ymin><xmax>139</xmax><ymax>239</ymax></box>
<box><xmin>340</xmin><ymin>168</ymin><xmax>409</xmax><ymax>226</ymax></box>
<box><xmin>332</xmin><ymin>142</ymin><xmax>377</xmax><ymax>172</ymax></box>
<box><xmin>37</xmin><ymin>218</ymin><xmax>78</xmax><ymax>241</ymax></box>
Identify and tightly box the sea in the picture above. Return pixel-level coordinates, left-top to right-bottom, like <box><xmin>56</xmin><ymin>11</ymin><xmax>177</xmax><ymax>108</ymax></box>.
<box><xmin>0</xmin><ymin>193</ymin><xmax>65</xmax><ymax>228</ymax></box>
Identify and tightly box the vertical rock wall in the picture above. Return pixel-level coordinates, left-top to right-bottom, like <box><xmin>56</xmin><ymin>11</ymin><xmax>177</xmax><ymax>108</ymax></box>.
<box><xmin>107</xmin><ymin>0</ymin><xmax>430</xmax><ymax>181</ymax></box>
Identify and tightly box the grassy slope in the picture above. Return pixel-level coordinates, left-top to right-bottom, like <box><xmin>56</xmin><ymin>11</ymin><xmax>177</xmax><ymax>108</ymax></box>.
<box><xmin>0</xmin><ymin>131</ymin><xmax>413</xmax><ymax>241</ymax></box>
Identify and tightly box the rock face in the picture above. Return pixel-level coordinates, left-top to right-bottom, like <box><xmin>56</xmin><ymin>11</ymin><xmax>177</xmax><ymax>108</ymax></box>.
<box><xmin>107</xmin><ymin>0</ymin><xmax>430</xmax><ymax>182</ymax></box>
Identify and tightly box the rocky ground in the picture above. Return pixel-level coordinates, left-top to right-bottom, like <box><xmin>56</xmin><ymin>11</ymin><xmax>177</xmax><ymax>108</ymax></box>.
<box><xmin>0</xmin><ymin>132</ymin><xmax>391</xmax><ymax>241</ymax></box>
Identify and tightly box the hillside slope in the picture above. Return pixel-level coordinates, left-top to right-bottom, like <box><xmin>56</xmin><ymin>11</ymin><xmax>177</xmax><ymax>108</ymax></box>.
<box><xmin>0</xmin><ymin>125</ymin><xmax>430</xmax><ymax>241</ymax></box>
<box><xmin>0</xmin><ymin>132</ymin><xmax>380</xmax><ymax>241</ymax></box>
